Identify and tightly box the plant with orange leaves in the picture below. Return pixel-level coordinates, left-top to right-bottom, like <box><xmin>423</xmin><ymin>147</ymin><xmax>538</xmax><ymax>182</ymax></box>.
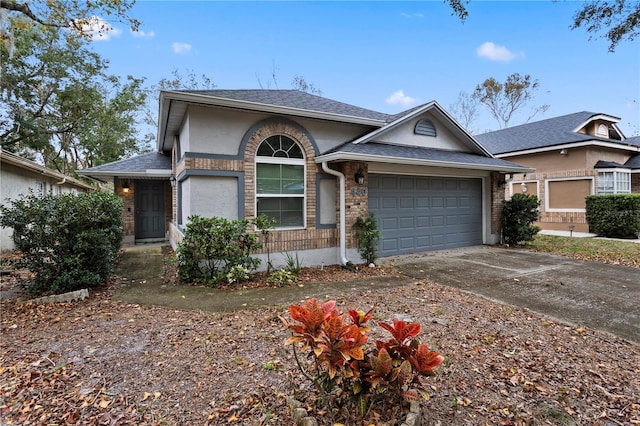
<box><xmin>283</xmin><ymin>298</ymin><xmax>444</xmax><ymax>418</ymax></box>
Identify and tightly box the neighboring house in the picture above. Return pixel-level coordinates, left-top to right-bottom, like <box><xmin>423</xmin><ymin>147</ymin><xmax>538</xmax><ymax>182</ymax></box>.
<box><xmin>79</xmin><ymin>90</ymin><xmax>529</xmax><ymax>267</ymax></box>
<box><xmin>0</xmin><ymin>148</ymin><xmax>95</xmax><ymax>251</ymax></box>
<box><xmin>476</xmin><ymin>112</ymin><xmax>640</xmax><ymax>233</ymax></box>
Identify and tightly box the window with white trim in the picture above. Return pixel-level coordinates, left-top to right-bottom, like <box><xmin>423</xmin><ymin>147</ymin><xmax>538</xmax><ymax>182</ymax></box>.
<box><xmin>255</xmin><ymin>135</ymin><xmax>305</xmax><ymax>228</ymax></box>
<box><xmin>597</xmin><ymin>170</ymin><xmax>631</xmax><ymax>194</ymax></box>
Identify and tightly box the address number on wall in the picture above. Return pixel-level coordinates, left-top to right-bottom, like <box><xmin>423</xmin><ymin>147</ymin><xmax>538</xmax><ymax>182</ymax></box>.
<box><xmin>350</xmin><ymin>188</ymin><xmax>367</xmax><ymax>197</ymax></box>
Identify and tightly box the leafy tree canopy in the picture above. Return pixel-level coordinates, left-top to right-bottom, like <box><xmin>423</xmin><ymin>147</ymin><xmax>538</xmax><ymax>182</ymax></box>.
<box><xmin>571</xmin><ymin>0</ymin><xmax>640</xmax><ymax>52</ymax></box>
<box><xmin>0</xmin><ymin>0</ymin><xmax>139</xmax><ymax>41</ymax></box>
<box><xmin>0</xmin><ymin>21</ymin><xmax>150</xmax><ymax>175</ymax></box>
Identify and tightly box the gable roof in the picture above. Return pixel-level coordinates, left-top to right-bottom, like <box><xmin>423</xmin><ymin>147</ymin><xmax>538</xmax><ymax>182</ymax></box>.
<box><xmin>348</xmin><ymin>101</ymin><xmax>493</xmax><ymax>157</ymax></box>
<box><xmin>77</xmin><ymin>152</ymin><xmax>171</xmax><ymax>181</ymax></box>
<box><xmin>475</xmin><ymin>111</ymin><xmax>639</xmax><ymax>156</ymax></box>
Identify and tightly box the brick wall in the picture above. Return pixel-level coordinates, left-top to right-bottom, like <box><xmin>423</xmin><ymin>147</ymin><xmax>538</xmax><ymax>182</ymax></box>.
<box><xmin>490</xmin><ymin>172</ymin><xmax>504</xmax><ymax>236</ymax></box>
<box><xmin>339</xmin><ymin>162</ymin><xmax>369</xmax><ymax>248</ymax></box>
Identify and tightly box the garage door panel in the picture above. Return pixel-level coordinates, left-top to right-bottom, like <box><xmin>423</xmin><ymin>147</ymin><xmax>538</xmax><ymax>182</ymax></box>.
<box><xmin>399</xmin><ymin>217</ymin><xmax>414</xmax><ymax>229</ymax></box>
<box><xmin>369</xmin><ymin>174</ymin><xmax>482</xmax><ymax>256</ymax></box>
<box><xmin>399</xmin><ymin>197</ymin><xmax>414</xmax><ymax>209</ymax></box>
<box><xmin>381</xmin><ymin>217</ymin><xmax>398</xmax><ymax>231</ymax></box>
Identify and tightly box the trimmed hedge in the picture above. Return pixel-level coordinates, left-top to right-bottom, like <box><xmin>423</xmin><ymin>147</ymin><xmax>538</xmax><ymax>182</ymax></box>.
<box><xmin>585</xmin><ymin>194</ymin><xmax>640</xmax><ymax>238</ymax></box>
<box><xmin>0</xmin><ymin>191</ymin><xmax>123</xmax><ymax>296</ymax></box>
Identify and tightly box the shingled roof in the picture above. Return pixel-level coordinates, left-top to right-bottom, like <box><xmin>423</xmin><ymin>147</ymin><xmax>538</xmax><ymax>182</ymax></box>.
<box><xmin>77</xmin><ymin>152</ymin><xmax>171</xmax><ymax>180</ymax></box>
<box><xmin>179</xmin><ymin>89</ymin><xmax>394</xmax><ymax>123</ymax></box>
<box><xmin>474</xmin><ymin>111</ymin><xmax>639</xmax><ymax>155</ymax></box>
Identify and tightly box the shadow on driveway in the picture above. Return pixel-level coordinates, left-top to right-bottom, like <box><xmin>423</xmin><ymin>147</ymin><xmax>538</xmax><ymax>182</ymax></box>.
<box><xmin>386</xmin><ymin>246</ymin><xmax>640</xmax><ymax>345</ymax></box>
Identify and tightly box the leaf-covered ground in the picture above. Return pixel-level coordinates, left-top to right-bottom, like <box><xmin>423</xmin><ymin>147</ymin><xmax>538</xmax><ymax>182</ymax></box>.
<box><xmin>527</xmin><ymin>235</ymin><xmax>640</xmax><ymax>268</ymax></box>
<box><xmin>1</xmin><ymin>247</ymin><xmax>639</xmax><ymax>425</ymax></box>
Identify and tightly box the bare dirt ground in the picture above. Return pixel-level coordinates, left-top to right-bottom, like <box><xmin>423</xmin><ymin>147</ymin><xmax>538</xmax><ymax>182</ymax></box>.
<box><xmin>1</xmin><ymin>248</ymin><xmax>639</xmax><ymax>425</ymax></box>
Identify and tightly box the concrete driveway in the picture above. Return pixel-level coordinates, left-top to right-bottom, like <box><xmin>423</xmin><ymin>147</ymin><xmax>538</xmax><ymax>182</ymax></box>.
<box><xmin>387</xmin><ymin>246</ymin><xmax>640</xmax><ymax>345</ymax></box>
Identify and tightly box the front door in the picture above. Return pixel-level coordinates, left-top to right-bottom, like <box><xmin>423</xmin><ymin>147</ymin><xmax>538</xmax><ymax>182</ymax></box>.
<box><xmin>135</xmin><ymin>180</ymin><xmax>166</xmax><ymax>240</ymax></box>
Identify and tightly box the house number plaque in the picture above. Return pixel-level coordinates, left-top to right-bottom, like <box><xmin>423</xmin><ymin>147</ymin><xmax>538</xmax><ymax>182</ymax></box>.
<box><xmin>350</xmin><ymin>188</ymin><xmax>367</xmax><ymax>197</ymax></box>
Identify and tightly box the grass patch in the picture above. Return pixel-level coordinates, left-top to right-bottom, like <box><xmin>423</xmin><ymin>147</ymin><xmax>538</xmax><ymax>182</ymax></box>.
<box><xmin>526</xmin><ymin>235</ymin><xmax>639</xmax><ymax>268</ymax></box>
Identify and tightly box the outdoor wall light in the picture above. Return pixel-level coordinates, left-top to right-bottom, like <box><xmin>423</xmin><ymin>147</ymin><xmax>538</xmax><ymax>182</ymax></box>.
<box><xmin>521</xmin><ymin>182</ymin><xmax>528</xmax><ymax>193</ymax></box>
<box><xmin>169</xmin><ymin>176</ymin><xmax>177</xmax><ymax>188</ymax></box>
<box><xmin>121</xmin><ymin>180</ymin><xmax>130</xmax><ymax>193</ymax></box>
<box><xmin>354</xmin><ymin>169</ymin><xmax>365</xmax><ymax>185</ymax></box>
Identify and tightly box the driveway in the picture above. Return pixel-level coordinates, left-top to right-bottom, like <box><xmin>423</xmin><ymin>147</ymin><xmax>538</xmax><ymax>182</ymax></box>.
<box><xmin>386</xmin><ymin>246</ymin><xmax>640</xmax><ymax>345</ymax></box>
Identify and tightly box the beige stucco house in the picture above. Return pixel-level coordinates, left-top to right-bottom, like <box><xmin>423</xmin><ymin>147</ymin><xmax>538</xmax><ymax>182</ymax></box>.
<box><xmin>80</xmin><ymin>90</ymin><xmax>529</xmax><ymax>267</ymax></box>
<box><xmin>0</xmin><ymin>148</ymin><xmax>95</xmax><ymax>250</ymax></box>
<box><xmin>476</xmin><ymin>112</ymin><xmax>640</xmax><ymax>233</ymax></box>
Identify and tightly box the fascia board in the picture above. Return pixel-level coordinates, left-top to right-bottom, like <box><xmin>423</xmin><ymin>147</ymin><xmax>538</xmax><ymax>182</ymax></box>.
<box><xmin>314</xmin><ymin>152</ymin><xmax>533</xmax><ymax>173</ymax></box>
<box><xmin>76</xmin><ymin>170</ymin><xmax>172</xmax><ymax>178</ymax></box>
<box><xmin>495</xmin><ymin>140</ymin><xmax>640</xmax><ymax>158</ymax></box>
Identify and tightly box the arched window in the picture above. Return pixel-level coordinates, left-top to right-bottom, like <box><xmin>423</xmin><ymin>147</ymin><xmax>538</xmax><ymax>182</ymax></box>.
<box><xmin>255</xmin><ymin>135</ymin><xmax>305</xmax><ymax>227</ymax></box>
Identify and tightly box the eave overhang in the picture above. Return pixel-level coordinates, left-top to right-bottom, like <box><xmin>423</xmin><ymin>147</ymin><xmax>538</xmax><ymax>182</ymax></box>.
<box><xmin>315</xmin><ymin>151</ymin><xmax>533</xmax><ymax>174</ymax></box>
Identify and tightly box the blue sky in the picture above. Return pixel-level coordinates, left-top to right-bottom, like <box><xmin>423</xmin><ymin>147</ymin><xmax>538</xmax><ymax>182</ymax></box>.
<box><xmin>88</xmin><ymin>1</ymin><xmax>639</xmax><ymax>136</ymax></box>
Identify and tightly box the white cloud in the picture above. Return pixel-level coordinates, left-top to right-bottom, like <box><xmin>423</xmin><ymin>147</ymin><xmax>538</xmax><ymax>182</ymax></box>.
<box><xmin>385</xmin><ymin>90</ymin><xmax>419</xmax><ymax>108</ymax></box>
<box><xmin>401</xmin><ymin>12</ymin><xmax>424</xmax><ymax>18</ymax></box>
<box><xmin>476</xmin><ymin>41</ymin><xmax>521</xmax><ymax>62</ymax></box>
<box><xmin>172</xmin><ymin>42</ymin><xmax>192</xmax><ymax>54</ymax></box>
<box><xmin>77</xmin><ymin>16</ymin><xmax>122</xmax><ymax>41</ymax></box>
<box><xmin>132</xmin><ymin>29</ymin><xmax>155</xmax><ymax>39</ymax></box>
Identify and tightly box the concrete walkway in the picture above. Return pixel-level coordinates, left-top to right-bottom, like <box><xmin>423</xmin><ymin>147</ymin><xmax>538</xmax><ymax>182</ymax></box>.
<box><xmin>113</xmin><ymin>243</ymin><xmax>640</xmax><ymax>345</ymax></box>
<box><xmin>112</xmin><ymin>244</ymin><xmax>413</xmax><ymax>312</ymax></box>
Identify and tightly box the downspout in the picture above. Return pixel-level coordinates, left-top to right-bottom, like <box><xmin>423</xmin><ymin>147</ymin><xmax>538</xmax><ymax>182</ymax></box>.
<box><xmin>321</xmin><ymin>162</ymin><xmax>348</xmax><ymax>265</ymax></box>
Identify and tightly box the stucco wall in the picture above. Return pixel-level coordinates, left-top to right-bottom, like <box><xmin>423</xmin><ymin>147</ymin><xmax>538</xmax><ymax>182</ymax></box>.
<box><xmin>1</xmin><ymin>162</ymin><xmax>90</xmax><ymax>251</ymax></box>
<box><xmin>181</xmin><ymin>106</ymin><xmax>371</xmax><ymax>157</ymax></box>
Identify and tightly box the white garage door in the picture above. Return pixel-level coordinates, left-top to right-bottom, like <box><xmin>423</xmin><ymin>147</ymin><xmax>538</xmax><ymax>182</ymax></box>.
<box><xmin>368</xmin><ymin>174</ymin><xmax>483</xmax><ymax>256</ymax></box>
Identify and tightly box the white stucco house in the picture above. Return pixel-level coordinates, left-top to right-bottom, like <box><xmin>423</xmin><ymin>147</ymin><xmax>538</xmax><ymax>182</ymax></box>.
<box><xmin>79</xmin><ymin>90</ymin><xmax>530</xmax><ymax>267</ymax></box>
<box><xmin>1</xmin><ymin>148</ymin><xmax>95</xmax><ymax>251</ymax></box>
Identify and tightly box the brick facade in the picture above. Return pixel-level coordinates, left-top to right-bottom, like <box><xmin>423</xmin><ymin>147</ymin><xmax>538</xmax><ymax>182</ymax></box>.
<box><xmin>490</xmin><ymin>172</ymin><xmax>504</xmax><ymax>236</ymax></box>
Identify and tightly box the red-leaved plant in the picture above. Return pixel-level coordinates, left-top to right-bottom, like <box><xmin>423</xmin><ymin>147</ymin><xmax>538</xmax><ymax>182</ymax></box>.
<box><xmin>282</xmin><ymin>298</ymin><xmax>444</xmax><ymax>418</ymax></box>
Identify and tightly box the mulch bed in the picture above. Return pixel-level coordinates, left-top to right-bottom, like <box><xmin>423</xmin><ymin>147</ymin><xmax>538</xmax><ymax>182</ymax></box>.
<box><xmin>1</xmin><ymin>248</ymin><xmax>639</xmax><ymax>425</ymax></box>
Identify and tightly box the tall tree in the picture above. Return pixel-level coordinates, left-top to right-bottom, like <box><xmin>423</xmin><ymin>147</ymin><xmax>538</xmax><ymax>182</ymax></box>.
<box><xmin>449</xmin><ymin>91</ymin><xmax>480</xmax><ymax>134</ymax></box>
<box><xmin>0</xmin><ymin>21</ymin><xmax>149</xmax><ymax>174</ymax></box>
<box><xmin>472</xmin><ymin>73</ymin><xmax>549</xmax><ymax>129</ymax></box>
<box><xmin>571</xmin><ymin>0</ymin><xmax>640</xmax><ymax>52</ymax></box>
<box><xmin>0</xmin><ymin>0</ymin><xmax>139</xmax><ymax>40</ymax></box>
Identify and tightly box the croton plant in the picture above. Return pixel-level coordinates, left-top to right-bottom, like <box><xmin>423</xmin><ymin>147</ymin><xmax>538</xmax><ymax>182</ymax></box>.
<box><xmin>282</xmin><ymin>298</ymin><xmax>444</xmax><ymax>417</ymax></box>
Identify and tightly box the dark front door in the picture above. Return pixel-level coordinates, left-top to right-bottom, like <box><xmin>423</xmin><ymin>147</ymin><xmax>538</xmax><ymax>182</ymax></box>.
<box><xmin>135</xmin><ymin>180</ymin><xmax>166</xmax><ymax>239</ymax></box>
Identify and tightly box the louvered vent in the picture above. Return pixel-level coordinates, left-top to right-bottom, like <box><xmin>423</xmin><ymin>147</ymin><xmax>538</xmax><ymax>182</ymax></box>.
<box><xmin>415</xmin><ymin>119</ymin><xmax>437</xmax><ymax>137</ymax></box>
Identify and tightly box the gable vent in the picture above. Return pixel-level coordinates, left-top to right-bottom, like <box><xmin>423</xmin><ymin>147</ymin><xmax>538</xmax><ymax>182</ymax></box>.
<box><xmin>415</xmin><ymin>119</ymin><xmax>437</xmax><ymax>137</ymax></box>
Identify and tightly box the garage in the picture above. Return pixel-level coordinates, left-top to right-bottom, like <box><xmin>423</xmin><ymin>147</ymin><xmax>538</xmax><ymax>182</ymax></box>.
<box><xmin>368</xmin><ymin>174</ymin><xmax>483</xmax><ymax>256</ymax></box>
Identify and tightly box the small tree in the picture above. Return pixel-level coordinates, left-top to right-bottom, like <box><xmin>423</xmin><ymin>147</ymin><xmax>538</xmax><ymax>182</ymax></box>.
<box><xmin>0</xmin><ymin>191</ymin><xmax>123</xmax><ymax>296</ymax></box>
<box><xmin>502</xmin><ymin>193</ymin><xmax>541</xmax><ymax>246</ymax></box>
<box><xmin>353</xmin><ymin>212</ymin><xmax>381</xmax><ymax>264</ymax></box>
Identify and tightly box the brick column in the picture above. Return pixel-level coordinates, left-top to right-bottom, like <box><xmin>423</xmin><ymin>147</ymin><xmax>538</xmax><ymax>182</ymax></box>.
<box><xmin>339</xmin><ymin>162</ymin><xmax>369</xmax><ymax>248</ymax></box>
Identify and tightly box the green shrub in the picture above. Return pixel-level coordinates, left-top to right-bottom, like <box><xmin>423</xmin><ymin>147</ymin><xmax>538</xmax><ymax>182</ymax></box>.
<box><xmin>353</xmin><ymin>212</ymin><xmax>381</xmax><ymax>264</ymax></box>
<box><xmin>283</xmin><ymin>251</ymin><xmax>302</xmax><ymax>275</ymax></box>
<box><xmin>176</xmin><ymin>215</ymin><xmax>262</xmax><ymax>285</ymax></box>
<box><xmin>502</xmin><ymin>193</ymin><xmax>541</xmax><ymax>246</ymax></box>
<box><xmin>226</xmin><ymin>264</ymin><xmax>251</xmax><ymax>284</ymax></box>
<box><xmin>586</xmin><ymin>194</ymin><xmax>640</xmax><ymax>238</ymax></box>
<box><xmin>267</xmin><ymin>269</ymin><xmax>298</xmax><ymax>287</ymax></box>
<box><xmin>0</xmin><ymin>191</ymin><xmax>123</xmax><ymax>296</ymax></box>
